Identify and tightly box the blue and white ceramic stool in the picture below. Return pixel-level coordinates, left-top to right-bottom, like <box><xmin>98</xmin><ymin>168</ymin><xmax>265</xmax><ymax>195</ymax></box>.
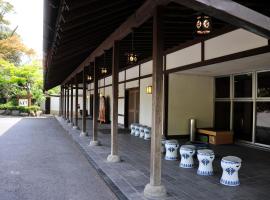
<box><xmin>165</xmin><ymin>140</ymin><xmax>179</xmax><ymax>160</ymax></box>
<box><xmin>139</xmin><ymin>126</ymin><xmax>145</xmax><ymax>138</ymax></box>
<box><xmin>130</xmin><ymin>123</ymin><xmax>136</xmax><ymax>135</ymax></box>
<box><xmin>144</xmin><ymin>127</ymin><xmax>151</xmax><ymax>140</ymax></box>
<box><xmin>220</xmin><ymin>156</ymin><xmax>242</xmax><ymax>186</ymax></box>
<box><xmin>179</xmin><ymin>145</ymin><xmax>196</xmax><ymax>168</ymax></box>
<box><xmin>134</xmin><ymin>124</ymin><xmax>140</xmax><ymax>137</ymax></box>
<box><xmin>197</xmin><ymin>149</ymin><xmax>215</xmax><ymax>175</ymax></box>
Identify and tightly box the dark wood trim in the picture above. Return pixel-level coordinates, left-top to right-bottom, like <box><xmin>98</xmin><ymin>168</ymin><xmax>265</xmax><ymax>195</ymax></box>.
<box><xmin>118</xmin><ymin>114</ymin><xmax>124</xmax><ymax>117</ymax></box>
<box><xmin>165</xmin><ymin>45</ymin><xmax>270</xmax><ymax>74</ymax></box>
<box><xmin>118</xmin><ymin>97</ymin><xmax>124</xmax><ymax>99</ymax></box>
<box><xmin>201</xmin><ymin>40</ymin><xmax>205</xmax><ymax>62</ymax></box>
<box><xmin>82</xmin><ymin>68</ymin><xmax>87</xmax><ymax>133</ymax></box>
<box><xmin>163</xmin><ymin>71</ymin><xmax>169</xmax><ymax>138</ymax></box>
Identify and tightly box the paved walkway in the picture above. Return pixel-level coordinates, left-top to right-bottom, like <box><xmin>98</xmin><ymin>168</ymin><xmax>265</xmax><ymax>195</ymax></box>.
<box><xmin>66</xmin><ymin>118</ymin><xmax>270</xmax><ymax>200</ymax></box>
<box><xmin>0</xmin><ymin>117</ymin><xmax>117</xmax><ymax>200</ymax></box>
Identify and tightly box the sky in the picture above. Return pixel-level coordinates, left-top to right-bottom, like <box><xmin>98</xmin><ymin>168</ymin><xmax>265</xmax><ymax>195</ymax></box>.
<box><xmin>6</xmin><ymin>0</ymin><xmax>43</xmax><ymax>58</ymax></box>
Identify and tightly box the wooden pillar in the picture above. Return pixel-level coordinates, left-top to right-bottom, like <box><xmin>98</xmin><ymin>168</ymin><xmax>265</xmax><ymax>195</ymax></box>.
<box><xmin>107</xmin><ymin>41</ymin><xmax>120</xmax><ymax>162</ymax></box>
<box><xmin>90</xmin><ymin>60</ymin><xmax>100</xmax><ymax>146</ymax></box>
<box><xmin>64</xmin><ymin>85</ymin><xmax>67</xmax><ymax>119</ymax></box>
<box><xmin>73</xmin><ymin>74</ymin><xmax>79</xmax><ymax>129</ymax></box>
<box><xmin>144</xmin><ymin>6</ymin><xmax>167</xmax><ymax>199</ymax></box>
<box><xmin>81</xmin><ymin>68</ymin><xmax>88</xmax><ymax>136</ymax></box>
<box><xmin>67</xmin><ymin>84</ymin><xmax>70</xmax><ymax>123</ymax></box>
<box><xmin>59</xmin><ymin>86</ymin><xmax>63</xmax><ymax>116</ymax></box>
<box><xmin>70</xmin><ymin>81</ymin><xmax>74</xmax><ymax>125</ymax></box>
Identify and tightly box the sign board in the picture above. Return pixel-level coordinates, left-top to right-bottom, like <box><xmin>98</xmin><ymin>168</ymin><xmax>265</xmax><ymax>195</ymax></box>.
<box><xmin>18</xmin><ymin>99</ymin><xmax>29</xmax><ymax>107</ymax></box>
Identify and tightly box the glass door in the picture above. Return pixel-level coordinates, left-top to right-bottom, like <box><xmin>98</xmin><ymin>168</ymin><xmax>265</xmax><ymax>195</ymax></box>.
<box><xmin>233</xmin><ymin>102</ymin><xmax>253</xmax><ymax>142</ymax></box>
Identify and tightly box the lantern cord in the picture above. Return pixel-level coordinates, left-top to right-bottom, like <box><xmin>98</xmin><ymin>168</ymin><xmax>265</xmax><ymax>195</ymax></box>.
<box><xmin>131</xmin><ymin>30</ymin><xmax>134</xmax><ymax>51</ymax></box>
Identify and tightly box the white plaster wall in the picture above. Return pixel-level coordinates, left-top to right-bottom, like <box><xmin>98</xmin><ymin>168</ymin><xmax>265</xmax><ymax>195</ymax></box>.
<box><xmin>90</xmin><ymin>83</ymin><xmax>93</xmax><ymax>90</ymax></box>
<box><xmin>141</xmin><ymin>61</ymin><xmax>153</xmax><ymax>76</ymax></box>
<box><xmin>168</xmin><ymin>74</ymin><xmax>214</xmax><ymax>135</ymax></box>
<box><xmin>119</xmin><ymin>71</ymin><xmax>125</xmax><ymax>82</ymax></box>
<box><xmin>50</xmin><ymin>96</ymin><xmax>60</xmax><ymax>113</ymax></box>
<box><xmin>126</xmin><ymin>80</ymin><xmax>139</xmax><ymax>89</ymax></box>
<box><xmin>118</xmin><ymin>115</ymin><xmax>124</xmax><ymax>125</ymax></box>
<box><xmin>166</xmin><ymin>43</ymin><xmax>201</xmax><ymax>70</ymax></box>
<box><xmin>118</xmin><ymin>98</ymin><xmax>124</xmax><ymax>115</ymax></box>
<box><xmin>99</xmin><ymin>79</ymin><xmax>104</xmax><ymax>87</ymax></box>
<box><xmin>139</xmin><ymin>77</ymin><xmax>152</xmax><ymax>127</ymax></box>
<box><xmin>126</xmin><ymin>65</ymin><xmax>139</xmax><ymax>80</ymax></box>
<box><xmin>205</xmin><ymin>29</ymin><xmax>268</xmax><ymax>60</ymax></box>
<box><xmin>105</xmin><ymin>76</ymin><xmax>112</xmax><ymax>85</ymax></box>
<box><xmin>119</xmin><ymin>83</ymin><xmax>125</xmax><ymax>97</ymax></box>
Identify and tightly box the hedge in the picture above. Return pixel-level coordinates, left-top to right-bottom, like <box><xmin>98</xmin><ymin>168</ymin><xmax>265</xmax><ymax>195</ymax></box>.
<box><xmin>0</xmin><ymin>104</ymin><xmax>40</xmax><ymax>113</ymax></box>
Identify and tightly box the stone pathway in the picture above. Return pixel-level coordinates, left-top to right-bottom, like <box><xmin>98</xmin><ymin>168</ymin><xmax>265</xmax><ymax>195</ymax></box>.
<box><xmin>60</xmin><ymin>117</ymin><xmax>270</xmax><ymax>200</ymax></box>
<box><xmin>0</xmin><ymin>116</ymin><xmax>117</xmax><ymax>200</ymax></box>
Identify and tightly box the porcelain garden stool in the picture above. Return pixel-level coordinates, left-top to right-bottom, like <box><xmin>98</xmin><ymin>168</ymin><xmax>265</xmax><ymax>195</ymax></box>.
<box><xmin>165</xmin><ymin>140</ymin><xmax>179</xmax><ymax>160</ymax></box>
<box><xmin>130</xmin><ymin>123</ymin><xmax>136</xmax><ymax>135</ymax></box>
<box><xmin>220</xmin><ymin>156</ymin><xmax>242</xmax><ymax>186</ymax></box>
<box><xmin>197</xmin><ymin>149</ymin><xmax>215</xmax><ymax>175</ymax></box>
<box><xmin>139</xmin><ymin>125</ymin><xmax>145</xmax><ymax>138</ymax></box>
<box><xmin>144</xmin><ymin>127</ymin><xmax>151</xmax><ymax>140</ymax></box>
<box><xmin>134</xmin><ymin>124</ymin><xmax>141</xmax><ymax>137</ymax></box>
<box><xmin>179</xmin><ymin>145</ymin><xmax>196</xmax><ymax>168</ymax></box>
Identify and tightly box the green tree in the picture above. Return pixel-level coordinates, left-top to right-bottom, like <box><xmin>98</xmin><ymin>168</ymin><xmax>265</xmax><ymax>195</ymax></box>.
<box><xmin>0</xmin><ymin>59</ymin><xmax>45</xmax><ymax>106</ymax></box>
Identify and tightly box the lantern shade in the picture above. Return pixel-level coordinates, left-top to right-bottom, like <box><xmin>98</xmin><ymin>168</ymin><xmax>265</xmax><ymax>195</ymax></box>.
<box><xmin>101</xmin><ymin>67</ymin><xmax>107</xmax><ymax>74</ymax></box>
<box><xmin>87</xmin><ymin>75</ymin><xmax>92</xmax><ymax>81</ymax></box>
<box><xmin>146</xmin><ymin>86</ymin><xmax>152</xmax><ymax>94</ymax></box>
<box><xmin>127</xmin><ymin>52</ymin><xmax>138</xmax><ymax>64</ymax></box>
<box><xmin>196</xmin><ymin>15</ymin><xmax>211</xmax><ymax>35</ymax></box>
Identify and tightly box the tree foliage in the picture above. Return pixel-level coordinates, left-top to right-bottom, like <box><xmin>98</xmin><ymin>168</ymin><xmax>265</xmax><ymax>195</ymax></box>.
<box><xmin>0</xmin><ymin>0</ymin><xmax>34</xmax><ymax>65</ymax></box>
<box><xmin>0</xmin><ymin>59</ymin><xmax>45</xmax><ymax>105</ymax></box>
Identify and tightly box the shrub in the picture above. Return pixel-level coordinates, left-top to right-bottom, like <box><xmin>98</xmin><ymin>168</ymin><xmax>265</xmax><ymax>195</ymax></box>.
<box><xmin>0</xmin><ymin>103</ymin><xmax>40</xmax><ymax>113</ymax></box>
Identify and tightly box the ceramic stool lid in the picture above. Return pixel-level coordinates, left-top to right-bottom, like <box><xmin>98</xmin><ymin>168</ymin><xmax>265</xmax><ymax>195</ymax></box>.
<box><xmin>165</xmin><ymin>139</ymin><xmax>178</xmax><ymax>144</ymax></box>
<box><xmin>180</xmin><ymin>145</ymin><xmax>196</xmax><ymax>151</ymax></box>
<box><xmin>222</xmin><ymin>156</ymin><xmax>242</xmax><ymax>164</ymax></box>
<box><xmin>197</xmin><ymin>149</ymin><xmax>214</xmax><ymax>156</ymax></box>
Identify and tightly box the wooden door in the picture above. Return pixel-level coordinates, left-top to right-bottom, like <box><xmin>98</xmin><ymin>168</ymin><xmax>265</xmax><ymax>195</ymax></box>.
<box><xmin>127</xmin><ymin>88</ymin><xmax>140</xmax><ymax>127</ymax></box>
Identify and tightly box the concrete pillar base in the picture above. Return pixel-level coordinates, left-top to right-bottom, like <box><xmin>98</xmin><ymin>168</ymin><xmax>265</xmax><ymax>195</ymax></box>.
<box><xmin>89</xmin><ymin>140</ymin><xmax>100</xmax><ymax>146</ymax></box>
<box><xmin>66</xmin><ymin>119</ymin><xmax>70</xmax><ymax>123</ymax></box>
<box><xmin>68</xmin><ymin>122</ymin><xmax>73</xmax><ymax>126</ymax></box>
<box><xmin>144</xmin><ymin>183</ymin><xmax>167</xmax><ymax>199</ymax></box>
<box><xmin>80</xmin><ymin>132</ymin><xmax>88</xmax><ymax>137</ymax></box>
<box><xmin>106</xmin><ymin>154</ymin><xmax>121</xmax><ymax>163</ymax></box>
<box><xmin>72</xmin><ymin>126</ymin><xmax>79</xmax><ymax>130</ymax></box>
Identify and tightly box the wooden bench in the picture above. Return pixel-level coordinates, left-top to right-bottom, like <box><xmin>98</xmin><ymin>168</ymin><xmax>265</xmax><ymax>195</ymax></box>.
<box><xmin>197</xmin><ymin>128</ymin><xmax>234</xmax><ymax>145</ymax></box>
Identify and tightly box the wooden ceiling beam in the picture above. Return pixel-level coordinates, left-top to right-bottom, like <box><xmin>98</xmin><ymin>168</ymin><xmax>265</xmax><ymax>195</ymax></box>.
<box><xmin>62</xmin><ymin>0</ymin><xmax>170</xmax><ymax>84</ymax></box>
<box><xmin>62</xmin><ymin>7</ymin><xmax>135</xmax><ymax>32</ymax></box>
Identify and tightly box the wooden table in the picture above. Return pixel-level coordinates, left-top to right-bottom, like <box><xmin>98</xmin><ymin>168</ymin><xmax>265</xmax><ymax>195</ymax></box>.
<box><xmin>197</xmin><ymin>128</ymin><xmax>234</xmax><ymax>145</ymax></box>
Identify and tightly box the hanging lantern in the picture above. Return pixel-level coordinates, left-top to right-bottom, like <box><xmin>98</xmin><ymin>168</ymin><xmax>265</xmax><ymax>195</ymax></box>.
<box><xmin>146</xmin><ymin>85</ymin><xmax>152</xmax><ymax>94</ymax></box>
<box><xmin>127</xmin><ymin>30</ymin><xmax>138</xmax><ymax>64</ymax></box>
<box><xmin>196</xmin><ymin>15</ymin><xmax>212</xmax><ymax>35</ymax></box>
<box><xmin>127</xmin><ymin>52</ymin><xmax>138</xmax><ymax>64</ymax></box>
<box><xmin>101</xmin><ymin>67</ymin><xmax>107</xmax><ymax>74</ymax></box>
<box><xmin>87</xmin><ymin>75</ymin><xmax>92</xmax><ymax>81</ymax></box>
